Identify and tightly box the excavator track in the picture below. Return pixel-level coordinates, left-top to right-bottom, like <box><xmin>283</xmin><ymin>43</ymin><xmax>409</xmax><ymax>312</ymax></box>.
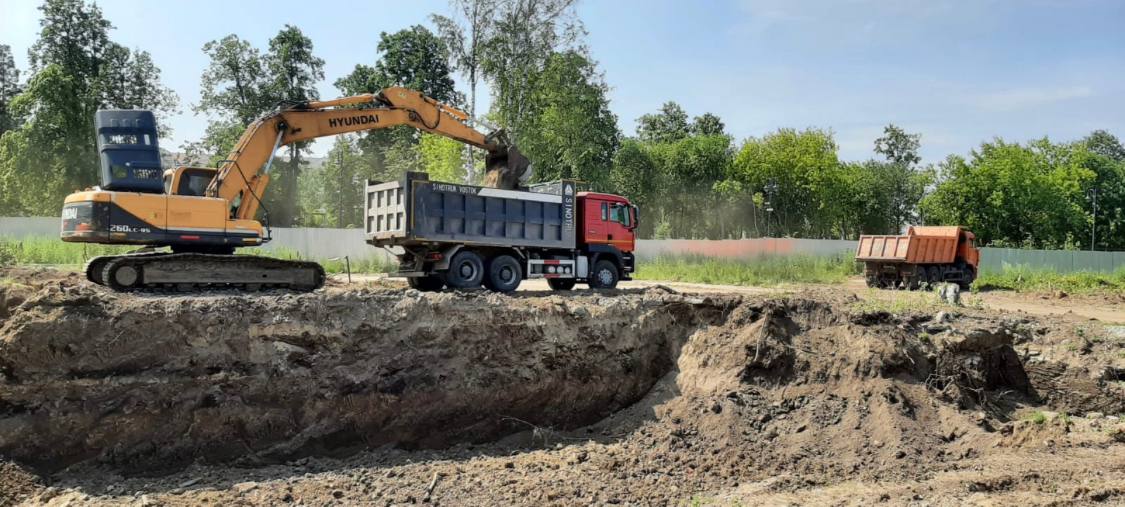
<box><xmin>86</xmin><ymin>252</ymin><xmax>325</xmax><ymax>292</ymax></box>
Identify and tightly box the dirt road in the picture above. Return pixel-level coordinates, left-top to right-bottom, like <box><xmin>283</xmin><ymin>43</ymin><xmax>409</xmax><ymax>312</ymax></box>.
<box><xmin>344</xmin><ymin>274</ymin><xmax>1125</xmax><ymax>323</ymax></box>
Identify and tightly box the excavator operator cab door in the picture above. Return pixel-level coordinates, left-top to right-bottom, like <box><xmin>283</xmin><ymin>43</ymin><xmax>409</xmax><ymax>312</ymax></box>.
<box><xmin>95</xmin><ymin>109</ymin><xmax>164</xmax><ymax>193</ymax></box>
<box><xmin>166</xmin><ymin>167</ymin><xmax>218</xmax><ymax>197</ymax></box>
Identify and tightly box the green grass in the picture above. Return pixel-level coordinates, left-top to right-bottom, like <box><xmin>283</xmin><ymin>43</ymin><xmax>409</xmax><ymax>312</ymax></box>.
<box><xmin>1026</xmin><ymin>411</ymin><xmax>1049</xmax><ymax>425</ymax></box>
<box><xmin>0</xmin><ymin>236</ymin><xmax>395</xmax><ymax>274</ymax></box>
<box><xmin>634</xmin><ymin>253</ymin><xmax>860</xmax><ymax>287</ymax></box>
<box><xmin>975</xmin><ymin>265</ymin><xmax>1125</xmax><ymax>294</ymax></box>
<box><xmin>0</xmin><ymin>236</ymin><xmax>133</xmax><ymax>266</ymax></box>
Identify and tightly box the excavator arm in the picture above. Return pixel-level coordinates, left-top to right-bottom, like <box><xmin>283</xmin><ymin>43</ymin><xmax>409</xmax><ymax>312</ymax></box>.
<box><xmin>206</xmin><ymin>87</ymin><xmax>530</xmax><ymax>221</ymax></box>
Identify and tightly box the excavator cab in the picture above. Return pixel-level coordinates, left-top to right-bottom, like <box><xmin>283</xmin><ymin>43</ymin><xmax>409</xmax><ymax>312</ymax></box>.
<box><xmin>164</xmin><ymin>167</ymin><xmax>218</xmax><ymax>197</ymax></box>
<box><xmin>95</xmin><ymin>110</ymin><xmax>164</xmax><ymax>193</ymax></box>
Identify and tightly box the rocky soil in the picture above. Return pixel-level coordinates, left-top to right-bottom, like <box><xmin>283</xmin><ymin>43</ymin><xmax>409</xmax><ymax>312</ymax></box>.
<box><xmin>0</xmin><ymin>267</ymin><xmax>1123</xmax><ymax>506</ymax></box>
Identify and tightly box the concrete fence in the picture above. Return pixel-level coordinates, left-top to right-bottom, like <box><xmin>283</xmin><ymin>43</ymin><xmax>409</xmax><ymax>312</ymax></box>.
<box><xmin>4</xmin><ymin>217</ymin><xmax>1125</xmax><ymax>274</ymax></box>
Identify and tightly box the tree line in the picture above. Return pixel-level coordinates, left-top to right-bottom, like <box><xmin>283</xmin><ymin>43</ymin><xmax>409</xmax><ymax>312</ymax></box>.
<box><xmin>1</xmin><ymin>0</ymin><xmax>1124</xmax><ymax>250</ymax></box>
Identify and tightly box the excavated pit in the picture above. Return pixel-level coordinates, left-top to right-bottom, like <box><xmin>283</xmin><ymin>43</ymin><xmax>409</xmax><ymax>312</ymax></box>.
<box><xmin>0</xmin><ymin>282</ymin><xmax>728</xmax><ymax>473</ymax></box>
<box><xmin>1</xmin><ymin>269</ymin><xmax>1122</xmax><ymax>500</ymax></box>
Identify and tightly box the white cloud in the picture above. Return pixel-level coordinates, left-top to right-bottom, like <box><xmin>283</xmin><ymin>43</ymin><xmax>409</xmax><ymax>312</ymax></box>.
<box><xmin>972</xmin><ymin>85</ymin><xmax>1094</xmax><ymax>112</ymax></box>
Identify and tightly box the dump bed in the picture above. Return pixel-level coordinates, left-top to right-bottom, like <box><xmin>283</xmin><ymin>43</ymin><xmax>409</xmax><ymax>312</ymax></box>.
<box><xmin>856</xmin><ymin>226</ymin><xmax>962</xmax><ymax>264</ymax></box>
<box><xmin>365</xmin><ymin>172</ymin><xmax>577</xmax><ymax>249</ymax></box>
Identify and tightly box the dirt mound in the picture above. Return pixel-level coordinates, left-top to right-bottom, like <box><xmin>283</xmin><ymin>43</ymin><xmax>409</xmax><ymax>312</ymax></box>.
<box><xmin>0</xmin><ymin>280</ymin><xmax>728</xmax><ymax>473</ymax></box>
<box><xmin>1</xmin><ymin>272</ymin><xmax>1123</xmax><ymax>505</ymax></box>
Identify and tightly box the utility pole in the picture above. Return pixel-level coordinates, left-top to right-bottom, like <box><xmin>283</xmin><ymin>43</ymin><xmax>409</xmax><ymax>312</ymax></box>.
<box><xmin>337</xmin><ymin>147</ymin><xmax>345</xmax><ymax>228</ymax></box>
<box><xmin>764</xmin><ymin>180</ymin><xmax>779</xmax><ymax>238</ymax></box>
<box><xmin>1090</xmin><ymin>186</ymin><xmax>1098</xmax><ymax>251</ymax></box>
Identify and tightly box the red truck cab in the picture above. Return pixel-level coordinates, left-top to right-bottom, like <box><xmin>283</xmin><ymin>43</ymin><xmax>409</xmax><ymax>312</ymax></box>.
<box><xmin>577</xmin><ymin>192</ymin><xmax>638</xmax><ymax>285</ymax></box>
<box><xmin>579</xmin><ymin>192</ymin><xmax>637</xmax><ymax>252</ymax></box>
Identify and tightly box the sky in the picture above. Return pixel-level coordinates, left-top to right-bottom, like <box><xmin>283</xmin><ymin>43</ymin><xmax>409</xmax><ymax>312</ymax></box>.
<box><xmin>2</xmin><ymin>0</ymin><xmax>1124</xmax><ymax>163</ymax></box>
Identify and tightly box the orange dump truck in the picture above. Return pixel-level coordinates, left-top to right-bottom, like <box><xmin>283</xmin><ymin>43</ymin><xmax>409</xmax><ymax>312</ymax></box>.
<box><xmin>856</xmin><ymin>226</ymin><xmax>980</xmax><ymax>290</ymax></box>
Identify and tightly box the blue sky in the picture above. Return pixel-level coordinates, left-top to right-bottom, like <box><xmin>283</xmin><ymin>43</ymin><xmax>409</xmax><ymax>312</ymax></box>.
<box><xmin>2</xmin><ymin>0</ymin><xmax>1123</xmax><ymax>162</ymax></box>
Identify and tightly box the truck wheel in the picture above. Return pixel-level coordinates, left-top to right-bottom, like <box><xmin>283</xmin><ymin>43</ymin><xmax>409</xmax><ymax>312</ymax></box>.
<box><xmin>588</xmin><ymin>260</ymin><xmax>619</xmax><ymax>289</ymax></box>
<box><xmin>408</xmin><ymin>275</ymin><xmax>445</xmax><ymax>292</ymax></box>
<box><xmin>484</xmin><ymin>255</ymin><xmax>522</xmax><ymax>293</ymax></box>
<box><xmin>958</xmin><ymin>267</ymin><xmax>976</xmax><ymax>291</ymax></box>
<box><xmin>926</xmin><ymin>266</ymin><xmax>942</xmax><ymax>287</ymax></box>
<box><xmin>445</xmin><ymin>250</ymin><xmax>484</xmax><ymax>289</ymax></box>
<box><xmin>548</xmin><ymin>278</ymin><xmax>577</xmax><ymax>291</ymax></box>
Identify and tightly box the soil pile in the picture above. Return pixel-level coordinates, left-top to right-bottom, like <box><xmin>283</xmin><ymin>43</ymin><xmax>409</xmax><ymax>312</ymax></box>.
<box><xmin>1</xmin><ymin>269</ymin><xmax>1122</xmax><ymax>505</ymax></box>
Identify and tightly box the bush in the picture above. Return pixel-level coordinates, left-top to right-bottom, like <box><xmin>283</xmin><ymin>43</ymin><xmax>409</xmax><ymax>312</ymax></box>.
<box><xmin>0</xmin><ymin>242</ymin><xmax>15</xmax><ymax>267</ymax></box>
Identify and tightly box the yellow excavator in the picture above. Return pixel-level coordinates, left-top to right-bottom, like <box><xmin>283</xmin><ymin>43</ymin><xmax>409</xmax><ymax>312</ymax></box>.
<box><xmin>60</xmin><ymin>87</ymin><xmax>530</xmax><ymax>291</ymax></box>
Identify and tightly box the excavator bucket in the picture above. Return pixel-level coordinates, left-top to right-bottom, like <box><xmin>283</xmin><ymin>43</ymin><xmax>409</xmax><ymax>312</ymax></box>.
<box><xmin>484</xmin><ymin>146</ymin><xmax>531</xmax><ymax>190</ymax></box>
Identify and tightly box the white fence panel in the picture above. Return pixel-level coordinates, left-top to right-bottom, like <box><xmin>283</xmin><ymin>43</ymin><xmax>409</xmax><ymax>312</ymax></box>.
<box><xmin>5</xmin><ymin>217</ymin><xmax>1125</xmax><ymax>273</ymax></box>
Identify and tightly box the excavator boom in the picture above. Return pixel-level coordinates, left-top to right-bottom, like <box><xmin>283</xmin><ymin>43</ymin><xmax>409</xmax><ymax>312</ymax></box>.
<box><xmin>209</xmin><ymin>87</ymin><xmax>530</xmax><ymax>221</ymax></box>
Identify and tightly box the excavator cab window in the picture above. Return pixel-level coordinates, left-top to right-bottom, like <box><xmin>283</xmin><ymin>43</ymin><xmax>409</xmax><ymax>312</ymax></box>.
<box><xmin>176</xmin><ymin>169</ymin><xmax>214</xmax><ymax>197</ymax></box>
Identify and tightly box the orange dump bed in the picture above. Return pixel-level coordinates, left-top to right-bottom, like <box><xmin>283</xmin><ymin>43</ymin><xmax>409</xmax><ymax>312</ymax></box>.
<box><xmin>856</xmin><ymin>226</ymin><xmax>962</xmax><ymax>264</ymax></box>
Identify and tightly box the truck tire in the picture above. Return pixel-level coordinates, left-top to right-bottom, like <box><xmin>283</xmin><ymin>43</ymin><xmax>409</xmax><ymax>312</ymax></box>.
<box><xmin>588</xmin><ymin>260</ymin><xmax>619</xmax><ymax>289</ymax></box>
<box><xmin>445</xmin><ymin>250</ymin><xmax>485</xmax><ymax>289</ymax></box>
<box><xmin>958</xmin><ymin>266</ymin><xmax>976</xmax><ymax>291</ymax></box>
<box><xmin>408</xmin><ymin>275</ymin><xmax>445</xmax><ymax>292</ymax></box>
<box><xmin>484</xmin><ymin>255</ymin><xmax>522</xmax><ymax>293</ymax></box>
<box><xmin>547</xmin><ymin>278</ymin><xmax>577</xmax><ymax>291</ymax></box>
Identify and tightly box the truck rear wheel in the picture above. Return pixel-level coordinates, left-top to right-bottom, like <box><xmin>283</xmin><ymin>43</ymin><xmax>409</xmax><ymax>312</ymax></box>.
<box><xmin>484</xmin><ymin>255</ymin><xmax>522</xmax><ymax>293</ymax></box>
<box><xmin>408</xmin><ymin>275</ymin><xmax>445</xmax><ymax>292</ymax></box>
<box><xmin>445</xmin><ymin>250</ymin><xmax>484</xmax><ymax>289</ymax></box>
<box><xmin>548</xmin><ymin>278</ymin><xmax>576</xmax><ymax>291</ymax></box>
<box><xmin>588</xmin><ymin>260</ymin><xmax>619</xmax><ymax>289</ymax></box>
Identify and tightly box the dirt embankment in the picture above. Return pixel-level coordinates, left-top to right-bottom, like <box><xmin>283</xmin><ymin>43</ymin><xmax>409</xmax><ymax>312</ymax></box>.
<box><xmin>0</xmin><ymin>268</ymin><xmax>1123</xmax><ymax>506</ymax></box>
<box><xmin>0</xmin><ymin>274</ymin><xmax>726</xmax><ymax>474</ymax></box>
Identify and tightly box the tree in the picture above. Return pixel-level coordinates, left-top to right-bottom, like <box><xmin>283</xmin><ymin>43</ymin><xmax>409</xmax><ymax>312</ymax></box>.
<box><xmin>0</xmin><ymin>0</ymin><xmax>177</xmax><ymax>215</ymax></box>
<box><xmin>336</xmin><ymin>26</ymin><xmax>461</xmax><ymax>182</ymax></box>
<box><xmin>197</xmin><ymin>34</ymin><xmax>270</xmax><ymax>124</ymax></box>
<box><xmin>839</xmin><ymin>160</ymin><xmax>931</xmax><ymax>236</ymax></box>
<box><xmin>920</xmin><ymin>138</ymin><xmax>1094</xmax><ymax>249</ymax></box>
<box><xmin>481</xmin><ymin>0</ymin><xmax>583</xmax><ymax>135</ymax></box>
<box><xmin>317</xmin><ymin>135</ymin><xmax>367</xmax><ymax>228</ymax></box>
<box><xmin>517</xmin><ymin>51</ymin><xmax>619</xmax><ymax>188</ymax></box>
<box><xmin>856</xmin><ymin>124</ymin><xmax>929</xmax><ymax>234</ymax></box>
<box><xmin>335</xmin><ymin>26</ymin><xmax>458</xmax><ymax>102</ymax></box>
<box><xmin>420</xmin><ymin>132</ymin><xmax>468</xmax><ymax>183</ymax></box>
<box><xmin>432</xmin><ymin>0</ymin><xmax>498</xmax><ymax>181</ymax></box>
<box><xmin>0</xmin><ymin>45</ymin><xmax>21</xmax><ymax>136</ymax></box>
<box><xmin>97</xmin><ymin>47</ymin><xmax>179</xmax><ymax>131</ymax></box>
<box><xmin>263</xmin><ymin>25</ymin><xmax>325</xmax><ymax>226</ymax></box>
<box><xmin>194</xmin><ymin>34</ymin><xmax>270</xmax><ymax>172</ymax></box>
<box><xmin>691</xmin><ymin>113</ymin><xmax>725</xmax><ymax>137</ymax></box>
<box><xmin>647</xmin><ymin>134</ymin><xmax>732</xmax><ymax>238</ymax></box>
<box><xmin>727</xmin><ymin>128</ymin><xmax>844</xmax><ymax>238</ymax></box>
<box><xmin>1084</xmin><ymin>130</ymin><xmax>1125</xmax><ymax>162</ymax></box>
<box><xmin>874</xmin><ymin>124</ymin><xmax>922</xmax><ymax>167</ymax></box>
<box><xmin>1079</xmin><ymin>130</ymin><xmax>1125</xmax><ymax>249</ymax></box>
<box><xmin>636</xmin><ymin>102</ymin><xmax>690</xmax><ymax>144</ymax></box>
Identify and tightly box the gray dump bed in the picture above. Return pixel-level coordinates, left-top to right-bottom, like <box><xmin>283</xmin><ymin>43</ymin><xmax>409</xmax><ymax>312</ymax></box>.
<box><xmin>365</xmin><ymin>172</ymin><xmax>578</xmax><ymax>250</ymax></box>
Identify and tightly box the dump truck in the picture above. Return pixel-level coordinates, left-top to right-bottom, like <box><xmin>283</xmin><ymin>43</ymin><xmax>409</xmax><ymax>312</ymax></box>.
<box><xmin>365</xmin><ymin>172</ymin><xmax>638</xmax><ymax>293</ymax></box>
<box><xmin>856</xmin><ymin>226</ymin><xmax>980</xmax><ymax>290</ymax></box>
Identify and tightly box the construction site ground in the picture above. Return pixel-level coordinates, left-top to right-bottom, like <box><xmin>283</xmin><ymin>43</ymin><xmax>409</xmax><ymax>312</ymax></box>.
<box><xmin>1</xmin><ymin>267</ymin><xmax>1123</xmax><ymax>506</ymax></box>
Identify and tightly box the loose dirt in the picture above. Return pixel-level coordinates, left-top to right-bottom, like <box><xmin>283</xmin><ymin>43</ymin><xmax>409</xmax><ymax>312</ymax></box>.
<box><xmin>1</xmin><ymin>267</ymin><xmax>1123</xmax><ymax>506</ymax></box>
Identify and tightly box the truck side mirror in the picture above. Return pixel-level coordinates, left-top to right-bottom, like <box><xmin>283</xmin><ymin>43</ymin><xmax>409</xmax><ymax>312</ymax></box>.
<box><xmin>629</xmin><ymin>205</ymin><xmax>639</xmax><ymax>230</ymax></box>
